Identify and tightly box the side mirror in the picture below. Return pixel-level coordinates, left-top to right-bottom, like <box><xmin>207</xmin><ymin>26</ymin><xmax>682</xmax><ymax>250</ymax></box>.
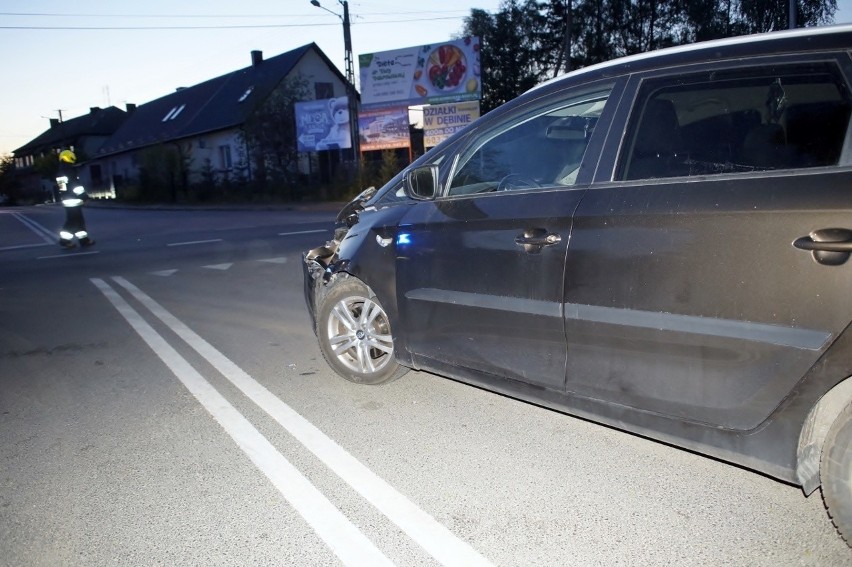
<box><xmin>404</xmin><ymin>165</ymin><xmax>440</xmax><ymax>201</ymax></box>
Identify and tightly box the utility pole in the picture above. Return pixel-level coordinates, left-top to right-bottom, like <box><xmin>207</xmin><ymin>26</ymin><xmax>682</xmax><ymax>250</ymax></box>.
<box><xmin>565</xmin><ymin>0</ymin><xmax>572</xmax><ymax>73</ymax></box>
<box><xmin>554</xmin><ymin>0</ymin><xmax>573</xmax><ymax>77</ymax></box>
<box><xmin>311</xmin><ymin>0</ymin><xmax>360</xmax><ymax>171</ymax></box>
<box><xmin>341</xmin><ymin>1</ymin><xmax>360</xmax><ymax>167</ymax></box>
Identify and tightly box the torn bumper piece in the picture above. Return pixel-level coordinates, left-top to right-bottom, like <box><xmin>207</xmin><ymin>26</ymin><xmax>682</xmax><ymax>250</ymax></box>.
<box><xmin>302</xmin><ymin>230</ymin><xmax>347</xmax><ymax>329</ymax></box>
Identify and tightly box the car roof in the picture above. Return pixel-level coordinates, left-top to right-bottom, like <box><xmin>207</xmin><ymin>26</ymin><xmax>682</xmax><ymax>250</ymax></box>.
<box><xmin>531</xmin><ymin>24</ymin><xmax>852</xmax><ymax>94</ymax></box>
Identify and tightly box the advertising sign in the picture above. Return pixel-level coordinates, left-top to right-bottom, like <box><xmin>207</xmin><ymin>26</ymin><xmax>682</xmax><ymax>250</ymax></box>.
<box><xmin>423</xmin><ymin>101</ymin><xmax>480</xmax><ymax>148</ymax></box>
<box><xmin>359</xmin><ymin>106</ymin><xmax>411</xmax><ymax>152</ymax></box>
<box><xmin>295</xmin><ymin>96</ymin><xmax>352</xmax><ymax>151</ymax></box>
<box><xmin>359</xmin><ymin>37</ymin><xmax>481</xmax><ymax>108</ymax></box>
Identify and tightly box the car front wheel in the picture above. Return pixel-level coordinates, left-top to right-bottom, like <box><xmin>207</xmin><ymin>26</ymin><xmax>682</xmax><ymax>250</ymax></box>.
<box><xmin>317</xmin><ymin>277</ymin><xmax>407</xmax><ymax>385</ymax></box>
<box><xmin>822</xmin><ymin>402</ymin><xmax>852</xmax><ymax>546</ymax></box>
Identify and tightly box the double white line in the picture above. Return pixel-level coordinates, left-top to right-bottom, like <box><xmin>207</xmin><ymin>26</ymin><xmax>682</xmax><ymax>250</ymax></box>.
<box><xmin>2</xmin><ymin>212</ymin><xmax>56</xmax><ymax>250</ymax></box>
<box><xmin>92</xmin><ymin>276</ymin><xmax>493</xmax><ymax>567</ymax></box>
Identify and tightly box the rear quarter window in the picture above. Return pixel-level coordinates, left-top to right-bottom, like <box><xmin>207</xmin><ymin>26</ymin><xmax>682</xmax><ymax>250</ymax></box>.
<box><xmin>618</xmin><ymin>61</ymin><xmax>852</xmax><ymax>180</ymax></box>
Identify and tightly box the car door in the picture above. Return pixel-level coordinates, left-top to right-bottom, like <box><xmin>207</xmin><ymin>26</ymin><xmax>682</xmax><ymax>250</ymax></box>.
<box><xmin>395</xmin><ymin>81</ymin><xmax>619</xmax><ymax>389</ymax></box>
<box><xmin>563</xmin><ymin>56</ymin><xmax>852</xmax><ymax>430</ymax></box>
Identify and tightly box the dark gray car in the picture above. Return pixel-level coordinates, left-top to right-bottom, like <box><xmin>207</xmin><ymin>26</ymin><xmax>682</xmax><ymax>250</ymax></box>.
<box><xmin>304</xmin><ymin>25</ymin><xmax>852</xmax><ymax>544</ymax></box>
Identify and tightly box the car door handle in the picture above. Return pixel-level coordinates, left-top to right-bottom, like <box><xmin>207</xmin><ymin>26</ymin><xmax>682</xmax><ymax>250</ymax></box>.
<box><xmin>515</xmin><ymin>232</ymin><xmax>562</xmax><ymax>246</ymax></box>
<box><xmin>793</xmin><ymin>228</ymin><xmax>852</xmax><ymax>266</ymax></box>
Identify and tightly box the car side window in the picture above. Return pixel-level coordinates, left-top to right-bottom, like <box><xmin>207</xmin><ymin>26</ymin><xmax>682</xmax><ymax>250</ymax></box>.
<box><xmin>619</xmin><ymin>61</ymin><xmax>852</xmax><ymax>181</ymax></box>
<box><xmin>448</xmin><ymin>89</ymin><xmax>611</xmax><ymax>196</ymax></box>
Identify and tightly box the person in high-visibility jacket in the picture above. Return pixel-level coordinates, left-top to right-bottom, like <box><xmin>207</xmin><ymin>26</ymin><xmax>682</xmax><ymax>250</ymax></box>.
<box><xmin>56</xmin><ymin>149</ymin><xmax>94</xmax><ymax>248</ymax></box>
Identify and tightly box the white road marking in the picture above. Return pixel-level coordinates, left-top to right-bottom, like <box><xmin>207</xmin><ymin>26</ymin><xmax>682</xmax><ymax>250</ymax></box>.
<box><xmin>91</xmin><ymin>278</ymin><xmax>395</xmax><ymax>567</ymax></box>
<box><xmin>11</xmin><ymin>212</ymin><xmax>56</xmax><ymax>243</ymax></box>
<box><xmin>203</xmin><ymin>263</ymin><xmax>233</xmax><ymax>270</ymax></box>
<box><xmin>259</xmin><ymin>257</ymin><xmax>288</xmax><ymax>264</ymax></box>
<box><xmin>0</xmin><ymin>242</ymin><xmax>52</xmax><ymax>251</ymax></box>
<box><xmin>278</xmin><ymin>229</ymin><xmax>329</xmax><ymax>236</ymax></box>
<box><xmin>166</xmin><ymin>239</ymin><xmax>223</xmax><ymax>247</ymax></box>
<box><xmin>111</xmin><ymin>276</ymin><xmax>495</xmax><ymax>567</ymax></box>
<box><xmin>37</xmin><ymin>250</ymin><xmax>100</xmax><ymax>260</ymax></box>
<box><xmin>150</xmin><ymin>269</ymin><xmax>178</xmax><ymax>277</ymax></box>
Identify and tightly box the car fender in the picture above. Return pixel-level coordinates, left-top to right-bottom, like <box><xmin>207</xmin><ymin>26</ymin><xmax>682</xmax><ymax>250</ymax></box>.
<box><xmin>798</xmin><ymin>375</ymin><xmax>852</xmax><ymax>495</ymax></box>
<box><xmin>321</xmin><ymin>204</ymin><xmax>415</xmax><ymax>365</ymax></box>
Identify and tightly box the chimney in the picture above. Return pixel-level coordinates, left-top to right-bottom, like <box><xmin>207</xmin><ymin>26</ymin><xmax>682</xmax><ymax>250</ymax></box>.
<box><xmin>126</xmin><ymin>103</ymin><xmax>137</xmax><ymax>113</ymax></box>
<box><xmin>50</xmin><ymin>118</ymin><xmax>59</xmax><ymax>128</ymax></box>
<box><xmin>90</xmin><ymin>106</ymin><xmax>101</xmax><ymax>114</ymax></box>
<box><xmin>251</xmin><ymin>50</ymin><xmax>263</xmax><ymax>67</ymax></box>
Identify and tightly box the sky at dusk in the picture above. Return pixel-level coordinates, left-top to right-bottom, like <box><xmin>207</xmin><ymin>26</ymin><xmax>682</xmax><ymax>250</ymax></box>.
<box><xmin>1</xmin><ymin>0</ymin><xmax>850</xmax><ymax>156</ymax></box>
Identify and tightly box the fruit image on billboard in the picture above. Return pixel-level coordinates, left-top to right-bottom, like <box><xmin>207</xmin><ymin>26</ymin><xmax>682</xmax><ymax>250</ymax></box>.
<box><xmin>359</xmin><ymin>37</ymin><xmax>481</xmax><ymax>108</ymax></box>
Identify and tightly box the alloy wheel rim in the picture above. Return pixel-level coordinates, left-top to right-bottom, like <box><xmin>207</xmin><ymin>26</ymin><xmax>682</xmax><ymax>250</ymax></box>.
<box><xmin>326</xmin><ymin>295</ymin><xmax>394</xmax><ymax>374</ymax></box>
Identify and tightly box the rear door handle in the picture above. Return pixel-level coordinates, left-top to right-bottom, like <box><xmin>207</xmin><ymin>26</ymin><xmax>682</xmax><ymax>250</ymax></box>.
<box><xmin>793</xmin><ymin>228</ymin><xmax>852</xmax><ymax>265</ymax></box>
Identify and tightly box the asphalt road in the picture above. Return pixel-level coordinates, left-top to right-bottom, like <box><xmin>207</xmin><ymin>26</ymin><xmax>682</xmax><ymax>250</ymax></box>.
<box><xmin>1</xmin><ymin>203</ymin><xmax>849</xmax><ymax>566</ymax></box>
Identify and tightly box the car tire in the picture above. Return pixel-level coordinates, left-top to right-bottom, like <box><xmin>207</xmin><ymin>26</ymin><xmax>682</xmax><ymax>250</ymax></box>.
<box><xmin>821</xmin><ymin>402</ymin><xmax>852</xmax><ymax>546</ymax></box>
<box><xmin>317</xmin><ymin>277</ymin><xmax>408</xmax><ymax>385</ymax></box>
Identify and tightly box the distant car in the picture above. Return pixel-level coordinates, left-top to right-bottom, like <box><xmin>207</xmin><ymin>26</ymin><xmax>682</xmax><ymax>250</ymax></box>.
<box><xmin>304</xmin><ymin>25</ymin><xmax>852</xmax><ymax>543</ymax></box>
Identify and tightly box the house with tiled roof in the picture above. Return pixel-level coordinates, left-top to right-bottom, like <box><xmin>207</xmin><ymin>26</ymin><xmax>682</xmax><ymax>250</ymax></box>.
<box><xmin>91</xmin><ymin>43</ymin><xmax>349</xmax><ymax>198</ymax></box>
<box><xmin>12</xmin><ymin>106</ymin><xmax>128</xmax><ymax>200</ymax></box>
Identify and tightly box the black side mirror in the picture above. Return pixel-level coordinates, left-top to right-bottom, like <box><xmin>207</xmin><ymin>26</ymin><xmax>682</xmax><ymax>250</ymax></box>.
<box><xmin>404</xmin><ymin>165</ymin><xmax>440</xmax><ymax>201</ymax></box>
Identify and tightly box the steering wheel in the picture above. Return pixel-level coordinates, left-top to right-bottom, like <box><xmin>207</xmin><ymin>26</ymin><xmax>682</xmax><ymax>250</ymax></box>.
<box><xmin>496</xmin><ymin>173</ymin><xmax>541</xmax><ymax>192</ymax></box>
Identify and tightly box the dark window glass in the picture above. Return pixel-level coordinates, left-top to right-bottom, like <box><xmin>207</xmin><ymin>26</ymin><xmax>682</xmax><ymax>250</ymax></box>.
<box><xmin>619</xmin><ymin>62</ymin><xmax>852</xmax><ymax>181</ymax></box>
<box><xmin>448</xmin><ymin>89</ymin><xmax>612</xmax><ymax>195</ymax></box>
<box><xmin>315</xmin><ymin>82</ymin><xmax>335</xmax><ymax>100</ymax></box>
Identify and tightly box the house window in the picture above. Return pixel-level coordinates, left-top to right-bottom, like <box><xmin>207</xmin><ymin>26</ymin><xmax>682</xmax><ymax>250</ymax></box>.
<box><xmin>219</xmin><ymin>145</ymin><xmax>232</xmax><ymax>169</ymax></box>
<box><xmin>238</xmin><ymin>86</ymin><xmax>254</xmax><ymax>102</ymax></box>
<box><xmin>162</xmin><ymin>104</ymin><xmax>186</xmax><ymax>122</ymax></box>
<box><xmin>315</xmin><ymin>82</ymin><xmax>334</xmax><ymax>99</ymax></box>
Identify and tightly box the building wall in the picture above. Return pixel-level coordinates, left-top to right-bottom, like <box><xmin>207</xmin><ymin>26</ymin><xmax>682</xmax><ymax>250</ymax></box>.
<box><xmin>187</xmin><ymin>129</ymin><xmax>248</xmax><ymax>184</ymax></box>
<box><xmin>293</xmin><ymin>50</ymin><xmax>349</xmax><ymax>99</ymax></box>
<box><xmin>85</xmin><ymin>47</ymin><xmax>351</xmax><ymax>198</ymax></box>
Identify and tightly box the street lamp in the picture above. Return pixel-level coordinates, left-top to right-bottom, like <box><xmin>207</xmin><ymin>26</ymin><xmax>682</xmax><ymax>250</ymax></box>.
<box><xmin>310</xmin><ymin>0</ymin><xmax>359</xmax><ymax>166</ymax></box>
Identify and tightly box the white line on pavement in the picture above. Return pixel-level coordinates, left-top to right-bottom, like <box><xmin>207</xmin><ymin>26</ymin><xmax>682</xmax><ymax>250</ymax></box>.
<box><xmin>91</xmin><ymin>277</ymin><xmax>395</xmax><ymax>567</ymax></box>
<box><xmin>278</xmin><ymin>229</ymin><xmax>330</xmax><ymax>236</ymax></box>
<box><xmin>166</xmin><ymin>239</ymin><xmax>223</xmax><ymax>247</ymax></box>
<box><xmin>37</xmin><ymin>250</ymin><xmax>100</xmax><ymax>260</ymax></box>
<box><xmin>0</xmin><ymin>242</ymin><xmax>52</xmax><ymax>251</ymax></box>
<box><xmin>11</xmin><ymin>212</ymin><xmax>56</xmax><ymax>243</ymax></box>
<box><xmin>111</xmin><ymin>275</ymin><xmax>495</xmax><ymax>567</ymax></box>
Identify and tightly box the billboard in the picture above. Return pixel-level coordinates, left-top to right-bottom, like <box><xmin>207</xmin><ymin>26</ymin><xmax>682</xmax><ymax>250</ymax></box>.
<box><xmin>295</xmin><ymin>96</ymin><xmax>352</xmax><ymax>151</ymax></box>
<box><xmin>359</xmin><ymin>106</ymin><xmax>411</xmax><ymax>152</ymax></box>
<box><xmin>359</xmin><ymin>37</ymin><xmax>481</xmax><ymax>108</ymax></box>
<box><xmin>423</xmin><ymin>101</ymin><xmax>480</xmax><ymax>148</ymax></box>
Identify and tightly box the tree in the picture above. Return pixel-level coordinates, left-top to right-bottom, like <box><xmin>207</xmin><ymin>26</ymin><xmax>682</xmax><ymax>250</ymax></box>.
<box><xmin>0</xmin><ymin>154</ymin><xmax>20</xmax><ymax>202</ymax></box>
<box><xmin>241</xmin><ymin>75</ymin><xmax>311</xmax><ymax>199</ymax></box>
<box><xmin>138</xmin><ymin>143</ymin><xmax>191</xmax><ymax>202</ymax></box>
<box><xmin>737</xmin><ymin>0</ymin><xmax>836</xmax><ymax>32</ymax></box>
<box><xmin>33</xmin><ymin>152</ymin><xmax>60</xmax><ymax>182</ymax></box>
<box><xmin>460</xmin><ymin>0</ymin><xmax>838</xmax><ymax>107</ymax></box>
<box><xmin>461</xmin><ymin>2</ymin><xmax>548</xmax><ymax>113</ymax></box>
<box><xmin>378</xmin><ymin>150</ymin><xmax>400</xmax><ymax>186</ymax></box>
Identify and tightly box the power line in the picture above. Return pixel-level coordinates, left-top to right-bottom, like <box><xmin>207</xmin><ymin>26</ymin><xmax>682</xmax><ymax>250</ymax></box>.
<box><xmin>0</xmin><ymin>10</ymin><xmax>470</xmax><ymax>18</ymax></box>
<box><xmin>0</xmin><ymin>16</ymin><xmax>466</xmax><ymax>30</ymax></box>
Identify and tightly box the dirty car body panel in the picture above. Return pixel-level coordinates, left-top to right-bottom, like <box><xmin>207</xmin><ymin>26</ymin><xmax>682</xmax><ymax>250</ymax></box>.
<box><xmin>303</xmin><ymin>25</ymin><xmax>852</xmax><ymax>531</ymax></box>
